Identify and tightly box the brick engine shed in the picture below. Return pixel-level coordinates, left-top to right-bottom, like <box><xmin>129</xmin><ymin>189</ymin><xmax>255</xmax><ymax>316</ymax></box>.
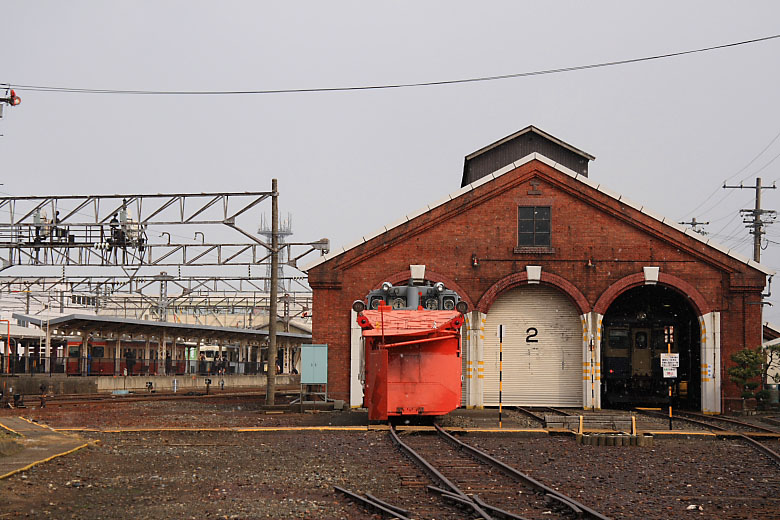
<box><xmin>307</xmin><ymin>126</ymin><xmax>771</xmax><ymax>413</ymax></box>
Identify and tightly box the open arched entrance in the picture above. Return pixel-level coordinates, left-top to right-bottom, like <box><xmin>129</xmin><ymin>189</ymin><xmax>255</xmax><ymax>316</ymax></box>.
<box><xmin>601</xmin><ymin>285</ymin><xmax>701</xmax><ymax>409</ymax></box>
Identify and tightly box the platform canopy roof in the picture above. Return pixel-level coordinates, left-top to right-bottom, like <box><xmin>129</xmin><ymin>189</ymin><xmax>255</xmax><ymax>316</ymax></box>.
<box><xmin>0</xmin><ymin>323</ymin><xmax>46</xmax><ymax>340</ymax></box>
<box><xmin>12</xmin><ymin>313</ymin><xmax>311</xmax><ymax>345</ymax></box>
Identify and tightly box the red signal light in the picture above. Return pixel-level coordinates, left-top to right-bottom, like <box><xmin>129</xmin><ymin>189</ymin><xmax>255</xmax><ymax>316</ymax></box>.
<box><xmin>9</xmin><ymin>90</ymin><xmax>21</xmax><ymax>106</ymax></box>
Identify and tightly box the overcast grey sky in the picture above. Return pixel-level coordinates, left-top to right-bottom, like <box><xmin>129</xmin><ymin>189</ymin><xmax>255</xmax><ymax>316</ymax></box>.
<box><xmin>3</xmin><ymin>2</ymin><xmax>780</xmax><ymax>321</ymax></box>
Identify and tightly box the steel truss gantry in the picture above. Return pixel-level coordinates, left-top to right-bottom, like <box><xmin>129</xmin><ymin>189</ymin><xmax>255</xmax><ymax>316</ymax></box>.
<box><xmin>0</xmin><ymin>192</ymin><xmax>329</xmax><ymax>269</ymax></box>
<box><xmin>0</xmin><ymin>274</ymin><xmax>309</xmax><ymax>296</ymax></box>
<box><xmin>0</xmin><ymin>189</ymin><xmax>326</xmax><ymax>328</ymax></box>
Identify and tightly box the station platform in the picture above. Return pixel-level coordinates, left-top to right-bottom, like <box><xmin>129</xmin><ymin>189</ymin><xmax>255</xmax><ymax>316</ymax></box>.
<box><xmin>0</xmin><ymin>373</ymin><xmax>298</xmax><ymax>397</ymax></box>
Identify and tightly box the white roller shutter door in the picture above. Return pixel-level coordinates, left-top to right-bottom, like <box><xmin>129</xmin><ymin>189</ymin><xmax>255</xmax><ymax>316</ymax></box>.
<box><xmin>484</xmin><ymin>285</ymin><xmax>582</xmax><ymax>406</ymax></box>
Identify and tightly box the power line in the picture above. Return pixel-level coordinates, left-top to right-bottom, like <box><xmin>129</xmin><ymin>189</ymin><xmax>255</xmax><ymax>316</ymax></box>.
<box><xmin>681</xmin><ymin>126</ymin><xmax>780</xmax><ymax>220</ymax></box>
<box><xmin>739</xmin><ymin>130</ymin><xmax>780</xmax><ymax>183</ymax></box>
<box><xmin>3</xmin><ymin>33</ymin><xmax>780</xmax><ymax>96</ymax></box>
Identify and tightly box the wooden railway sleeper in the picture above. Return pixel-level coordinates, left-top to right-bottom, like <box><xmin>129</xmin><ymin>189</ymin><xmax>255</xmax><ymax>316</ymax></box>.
<box><xmin>390</xmin><ymin>427</ymin><xmax>494</xmax><ymax>519</ymax></box>
<box><xmin>434</xmin><ymin>423</ymin><xmax>611</xmax><ymax>520</ymax></box>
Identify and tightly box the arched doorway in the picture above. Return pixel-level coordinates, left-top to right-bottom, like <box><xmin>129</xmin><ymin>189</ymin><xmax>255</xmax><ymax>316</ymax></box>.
<box><xmin>483</xmin><ymin>285</ymin><xmax>582</xmax><ymax>406</ymax></box>
<box><xmin>601</xmin><ymin>285</ymin><xmax>701</xmax><ymax>409</ymax></box>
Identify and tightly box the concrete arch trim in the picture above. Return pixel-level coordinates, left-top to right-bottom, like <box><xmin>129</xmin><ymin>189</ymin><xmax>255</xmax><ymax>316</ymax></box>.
<box><xmin>476</xmin><ymin>271</ymin><xmax>590</xmax><ymax>315</ymax></box>
<box><xmin>593</xmin><ymin>272</ymin><xmax>710</xmax><ymax>316</ymax></box>
<box><xmin>376</xmin><ymin>269</ymin><xmax>476</xmax><ymax>310</ymax></box>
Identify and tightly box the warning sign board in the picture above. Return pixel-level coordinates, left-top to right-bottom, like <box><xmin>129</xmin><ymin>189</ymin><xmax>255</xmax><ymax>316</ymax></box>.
<box><xmin>660</xmin><ymin>353</ymin><xmax>679</xmax><ymax>368</ymax></box>
<box><xmin>663</xmin><ymin>367</ymin><xmax>677</xmax><ymax>378</ymax></box>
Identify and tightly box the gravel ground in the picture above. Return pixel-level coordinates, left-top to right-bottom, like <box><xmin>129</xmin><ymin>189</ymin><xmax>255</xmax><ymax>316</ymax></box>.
<box><xmin>467</xmin><ymin>434</ymin><xmax>780</xmax><ymax>519</ymax></box>
<box><xmin>0</xmin><ymin>399</ymin><xmax>778</xmax><ymax>519</ymax></box>
<box><xmin>0</xmin><ymin>397</ymin><xmax>363</xmax><ymax>430</ymax></box>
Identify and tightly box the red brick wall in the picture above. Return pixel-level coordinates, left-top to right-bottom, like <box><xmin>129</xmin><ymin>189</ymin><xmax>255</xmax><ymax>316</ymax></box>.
<box><xmin>310</xmin><ymin>160</ymin><xmax>766</xmax><ymax>402</ymax></box>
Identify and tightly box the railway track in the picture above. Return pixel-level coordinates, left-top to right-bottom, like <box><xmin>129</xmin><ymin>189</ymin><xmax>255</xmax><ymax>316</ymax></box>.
<box><xmin>635</xmin><ymin>408</ymin><xmax>780</xmax><ymax>466</ymax></box>
<box><xmin>4</xmin><ymin>389</ymin><xmax>300</xmax><ymax>408</ymax></box>
<box><xmin>674</xmin><ymin>410</ymin><xmax>780</xmax><ymax>434</ymax></box>
<box><xmin>387</xmin><ymin>424</ymin><xmax>611</xmax><ymax>520</ymax></box>
<box><xmin>515</xmin><ymin>406</ymin><xmax>572</xmax><ymax>426</ymax></box>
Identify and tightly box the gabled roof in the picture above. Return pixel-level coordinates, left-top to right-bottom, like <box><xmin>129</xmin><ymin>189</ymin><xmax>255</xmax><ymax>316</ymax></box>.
<box><xmin>304</xmin><ymin>152</ymin><xmax>773</xmax><ymax>276</ymax></box>
<box><xmin>465</xmin><ymin>125</ymin><xmax>596</xmax><ymax>162</ymax></box>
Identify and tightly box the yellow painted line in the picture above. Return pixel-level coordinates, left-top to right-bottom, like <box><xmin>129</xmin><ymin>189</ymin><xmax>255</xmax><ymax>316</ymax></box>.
<box><xmin>457</xmin><ymin>429</ymin><xmax>547</xmax><ymax>434</ymax></box>
<box><xmin>55</xmin><ymin>426</ymin><xmax>377</xmax><ymax>433</ymax></box>
<box><xmin>17</xmin><ymin>417</ymin><xmax>62</xmax><ymax>433</ymax></box>
<box><xmin>636</xmin><ymin>407</ymin><xmax>662</xmax><ymax>411</ymax></box>
<box><xmin>0</xmin><ymin>421</ymin><xmax>22</xmax><ymax>437</ymax></box>
<box><xmin>100</xmin><ymin>427</ymin><xmax>235</xmax><ymax>433</ymax></box>
<box><xmin>0</xmin><ymin>441</ymin><xmax>97</xmax><ymax>480</ymax></box>
<box><xmin>236</xmin><ymin>426</ymin><xmax>371</xmax><ymax>432</ymax></box>
<box><xmin>645</xmin><ymin>431</ymin><xmax>717</xmax><ymax>437</ymax></box>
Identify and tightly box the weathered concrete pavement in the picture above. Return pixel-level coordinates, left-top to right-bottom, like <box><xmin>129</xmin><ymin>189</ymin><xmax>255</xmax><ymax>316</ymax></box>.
<box><xmin>0</xmin><ymin>417</ymin><xmax>90</xmax><ymax>479</ymax></box>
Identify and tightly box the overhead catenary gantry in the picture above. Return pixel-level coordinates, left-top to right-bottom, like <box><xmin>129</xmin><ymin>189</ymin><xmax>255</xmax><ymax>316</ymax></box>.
<box><xmin>0</xmin><ymin>274</ymin><xmax>309</xmax><ymax>296</ymax></box>
<box><xmin>0</xmin><ymin>188</ymin><xmax>327</xmax><ymax>331</ymax></box>
<box><xmin>0</xmin><ymin>191</ymin><xmax>329</xmax><ymax>270</ymax></box>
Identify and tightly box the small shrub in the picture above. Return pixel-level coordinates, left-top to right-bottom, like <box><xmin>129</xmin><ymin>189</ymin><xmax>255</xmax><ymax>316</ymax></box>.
<box><xmin>728</xmin><ymin>348</ymin><xmax>763</xmax><ymax>398</ymax></box>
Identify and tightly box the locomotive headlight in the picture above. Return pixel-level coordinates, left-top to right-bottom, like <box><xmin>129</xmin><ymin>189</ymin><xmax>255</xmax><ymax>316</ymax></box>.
<box><xmin>370</xmin><ymin>298</ymin><xmax>382</xmax><ymax>310</ymax></box>
<box><xmin>434</xmin><ymin>282</ymin><xmax>445</xmax><ymax>293</ymax></box>
<box><xmin>352</xmin><ymin>300</ymin><xmax>366</xmax><ymax>313</ymax></box>
<box><xmin>455</xmin><ymin>300</ymin><xmax>469</xmax><ymax>314</ymax></box>
<box><xmin>381</xmin><ymin>282</ymin><xmax>392</xmax><ymax>291</ymax></box>
<box><xmin>424</xmin><ymin>298</ymin><xmax>439</xmax><ymax>310</ymax></box>
<box><xmin>392</xmin><ymin>297</ymin><xmax>406</xmax><ymax>309</ymax></box>
<box><xmin>443</xmin><ymin>297</ymin><xmax>455</xmax><ymax>311</ymax></box>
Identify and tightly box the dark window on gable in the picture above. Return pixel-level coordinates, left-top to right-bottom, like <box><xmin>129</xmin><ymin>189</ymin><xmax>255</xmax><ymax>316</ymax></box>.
<box><xmin>517</xmin><ymin>206</ymin><xmax>551</xmax><ymax>247</ymax></box>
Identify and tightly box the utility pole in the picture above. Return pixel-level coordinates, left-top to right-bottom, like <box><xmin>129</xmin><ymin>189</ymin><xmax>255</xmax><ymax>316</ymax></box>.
<box><xmin>678</xmin><ymin>217</ymin><xmax>709</xmax><ymax>235</ymax></box>
<box><xmin>723</xmin><ymin>177</ymin><xmax>777</xmax><ymax>262</ymax></box>
<box><xmin>266</xmin><ymin>179</ymin><xmax>279</xmax><ymax>406</ymax></box>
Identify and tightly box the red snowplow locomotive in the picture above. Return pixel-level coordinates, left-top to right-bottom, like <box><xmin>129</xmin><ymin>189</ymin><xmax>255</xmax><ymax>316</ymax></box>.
<box><xmin>353</xmin><ymin>281</ymin><xmax>468</xmax><ymax>422</ymax></box>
